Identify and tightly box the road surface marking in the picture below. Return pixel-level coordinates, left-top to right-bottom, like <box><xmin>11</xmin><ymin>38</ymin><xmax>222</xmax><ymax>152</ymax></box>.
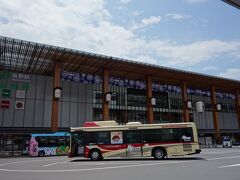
<box><xmin>41</xmin><ymin>161</ymin><xmax>139</xmax><ymax>167</ymax></box>
<box><xmin>0</xmin><ymin>160</ymin><xmax>189</xmax><ymax>173</ymax></box>
<box><xmin>201</xmin><ymin>151</ymin><xmax>240</xmax><ymax>155</ymax></box>
<box><xmin>42</xmin><ymin>161</ymin><xmax>70</xmax><ymax>167</ymax></box>
<box><xmin>219</xmin><ymin>164</ymin><xmax>240</xmax><ymax>168</ymax></box>
<box><xmin>2</xmin><ymin>155</ymin><xmax>240</xmax><ymax>173</ymax></box>
<box><xmin>0</xmin><ymin>158</ymin><xmax>68</xmax><ymax>167</ymax></box>
<box><xmin>207</xmin><ymin>156</ymin><xmax>240</xmax><ymax>161</ymax></box>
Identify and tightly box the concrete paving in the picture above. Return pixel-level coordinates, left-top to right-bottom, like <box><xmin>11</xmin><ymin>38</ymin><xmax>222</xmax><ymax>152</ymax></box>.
<box><xmin>0</xmin><ymin>148</ymin><xmax>240</xmax><ymax>180</ymax></box>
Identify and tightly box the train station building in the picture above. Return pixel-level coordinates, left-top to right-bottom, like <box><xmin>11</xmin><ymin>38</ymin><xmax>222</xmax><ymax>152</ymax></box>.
<box><xmin>0</xmin><ymin>36</ymin><xmax>240</xmax><ymax>156</ymax></box>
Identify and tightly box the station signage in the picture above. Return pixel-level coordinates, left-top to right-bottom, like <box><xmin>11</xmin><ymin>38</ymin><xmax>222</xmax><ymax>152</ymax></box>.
<box><xmin>2</xmin><ymin>89</ymin><xmax>11</xmax><ymax>98</ymax></box>
<box><xmin>1</xmin><ymin>100</ymin><xmax>10</xmax><ymax>109</ymax></box>
<box><xmin>61</xmin><ymin>70</ymin><xmax>236</xmax><ymax>99</ymax></box>
<box><xmin>61</xmin><ymin>71</ymin><xmax>182</xmax><ymax>94</ymax></box>
<box><xmin>16</xmin><ymin>90</ymin><xmax>26</xmax><ymax>99</ymax></box>
<box><xmin>11</xmin><ymin>73</ymin><xmax>30</xmax><ymax>82</ymax></box>
<box><xmin>15</xmin><ymin>101</ymin><xmax>25</xmax><ymax>110</ymax></box>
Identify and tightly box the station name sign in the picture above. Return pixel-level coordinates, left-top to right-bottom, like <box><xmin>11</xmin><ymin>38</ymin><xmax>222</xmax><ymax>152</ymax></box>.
<box><xmin>60</xmin><ymin>71</ymin><xmax>182</xmax><ymax>94</ymax></box>
<box><xmin>61</xmin><ymin>71</ymin><xmax>236</xmax><ymax>99</ymax></box>
<box><xmin>11</xmin><ymin>73</ymin><xmax>30</xmax><ymax>82</ymax></box>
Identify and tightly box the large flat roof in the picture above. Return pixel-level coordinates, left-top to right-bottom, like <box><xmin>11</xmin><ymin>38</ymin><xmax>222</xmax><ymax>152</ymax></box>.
<box><xmin>222</xmin><ymin>0</ymin><xmax>240</xmax><ymax>9</ymax></box>
<box><xmin>0</xmin><ymin>36</ymin><xmax>239</xmax><ymax>91</ymax></box>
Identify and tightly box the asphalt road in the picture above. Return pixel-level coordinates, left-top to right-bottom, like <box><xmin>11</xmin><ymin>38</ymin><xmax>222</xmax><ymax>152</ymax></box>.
<box><xmin>0</xmin><ymin>148</ymin><xmax>240</xmax><ymax>180</ymax></box>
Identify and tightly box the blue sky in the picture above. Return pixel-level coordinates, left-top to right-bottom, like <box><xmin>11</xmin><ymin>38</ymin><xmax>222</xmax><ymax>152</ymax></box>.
<box><xmin>0</xmin><ymin>0</ymin><xmax>239</xmax><ymax>80</ymax></box>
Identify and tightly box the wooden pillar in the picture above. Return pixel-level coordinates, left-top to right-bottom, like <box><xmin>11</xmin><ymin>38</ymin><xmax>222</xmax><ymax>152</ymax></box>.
<box><xmin>211</xmin><ymin>86</ymin><xmax>221</xmax><ymax>144</ymax></box>
<box><xmin>51</xmin><ymin>62</ymin><xmax>61</xmax><ymax>132</ymax></box>
<box><xmin>181</xmin><ymin>82</ymin><xmax>189</xmax><ymax>122</ymax></box>
<box><xmin>236</xmin><ymin>90</ymin><xmax>240</xmax><ymax>129</ymax></box>
<box><xmin>103</xmin><ymin>69</ymin><xmax>110</xmax><ymax>121</ymax></box>
<box><xmin>146</xmin><ymin>76</ymin><xmax>154</xmax><ymax>124</ymax></box>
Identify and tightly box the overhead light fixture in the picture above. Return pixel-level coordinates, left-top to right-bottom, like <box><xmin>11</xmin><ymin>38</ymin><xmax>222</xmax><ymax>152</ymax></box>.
<box><xmin>216</xmin><ymin>104</ymin><xmax>221</xmax><ymax>111</ymax></box>
<box><xmin>186</xmin><ymin>100</ymin><xmax>192</xmax><ymax>109</ymax></box>
<box><xmin>196</xmin><ymin>101</ymin><xmax>205</xmax><ymax>113</ymax></box>
<box><xmin>53</xmin><ymin>87</ymin><xmax>62</xmax><ymax>99</ymax></box>
<box><xmin>150</xmin><ymin>97</ymin><xmax>156</xmax><ymax>106</ymax></box>
<box><xmin>105</xmin><ymin>92</ymin><xmax>112</xmax><ymax>102</ymax></box>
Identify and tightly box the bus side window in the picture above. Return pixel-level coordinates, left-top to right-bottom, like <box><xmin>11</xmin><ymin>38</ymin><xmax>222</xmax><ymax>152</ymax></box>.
<box><xmin>124</xmin><ymin>131</ymin><xmax>141</xmax><ymax>144</ymax></box>
<box><xmin>36</xmin><ymin>136</ymin><xmax>48</xmax><ymax>147</ymax></box>
<box><xmin>161</xmin><ymin>128</ymin><xmax>181</xmax><ymax>142</ymax></box>
<box><xmin>57</xmin><ymin>136</ymin><xmax>66</xmax><ymax>146</ymax></box>
<box><xmin>48</xmin><ymin>137</ymin><xmax>57</xmax><ymax>147</ymax></box>
<box><xmin>66</xmin><ymin>136</ymin><xmax>70</xmax><ymax>146</ymax></box>
<box><xmin>142</xmin><ymin>129</ymin><xmax>162</xmax><ymax>143</ymax></box>
<box><xmin>142</xmin><ymin>128</ymin><xmax>181</xmax><ymax>143</ymax></box>
<box><xmin>88</xmin><ymin>132</ymin><xmax>110</xmax><ymax>145</ymax></box>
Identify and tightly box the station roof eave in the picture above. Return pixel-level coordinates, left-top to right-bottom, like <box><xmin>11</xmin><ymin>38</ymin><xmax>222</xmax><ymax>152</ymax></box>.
<box><xmin>222</xmin><ymin>0</ymin><xmax>240</xmax><ymax>9</ymax></box>
<box><xmin>0</xmin><ymin>36</ymin><xmax>240</xmax><ymax>92</ymax></box>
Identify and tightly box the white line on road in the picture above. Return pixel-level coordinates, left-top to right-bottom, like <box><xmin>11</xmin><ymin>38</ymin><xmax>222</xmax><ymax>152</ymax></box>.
<box><xmin>201</xmin><ymin>151</ymin><xmax>240</xmax><ymax>155</ymax></box>
<box><xmin>2</xmin><ymin>155</ymin><xmax>240</xmax><ymax>173</ymax></box>
<box><xmin>0</xmin><ymin>158</ymin><xmax>68</xmax><ymax>167</ymax></box>
<box><xmin>207</xmin><ymin>156</ymin><xmax>240</xmax><ymax>161</ymax></box>
<box><xmin>42</xmin><ymin>161</ymin><xmax>146</xmax><ymax>167</ymax></box>
<box><xmin>0</xmin><ymin>160</ymin><xmax>190</xmax><ymax>173</ymax></box>
<box><xmin>219</xmin><ymin>164</ymin><xmax>240</xmax><ymax>168</ymax></box>
<box><xmin>42</xmin><ymin>161</ymin><xmax>69</xmax><ymax>167</ymax></box>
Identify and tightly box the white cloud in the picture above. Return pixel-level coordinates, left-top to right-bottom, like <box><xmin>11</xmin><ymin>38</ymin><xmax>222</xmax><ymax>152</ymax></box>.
<box><xmin>218</xmin><ymin>68</ymin><xmax>240</xmax><ymax>80</ymax></box>
<box><xmin>147</xmin><ymin>40</ymin><xmax>240</xmax><ymax>67</ymax></box>
<box><xmin>142</xmin><ymin>16</ymin><xmax>161</xmax><ymax>26</ymax></box>
<box><xmin>131</xmin><ymin>16</ymin><xmax>161</xmax><ymax>30</ymax></box>
<box><xmin>133</xmin><ymin>55</ymin><xmax>157</xmax><ymax>65</ymax></box>
<box><xmin>132</xmin><ymin>10</ymin><xmax>144</xmax><ymax>16</ymax></box>
<box><xmin>183</xmin><ymin>0</ymin><xmax>208</xmax><ymax>4</ymax></box>
<box><xmin>165</xmin><ymin>13</ymin><xmax>192</xmax><ymax>20</ymax></box>
<box><xmin>0</xmin><ymin>0</ymin><xmax>240</xmax><ymax>72</ymax></box>
<box><xmin>202</xmin><ymin>66</ymin><xmax>219</xmax><ymax>71</ymax></box>
<box><xmin>119</xmin><ymin>0</ymin><xmax>132</xmax><ymax>4</ymax></box>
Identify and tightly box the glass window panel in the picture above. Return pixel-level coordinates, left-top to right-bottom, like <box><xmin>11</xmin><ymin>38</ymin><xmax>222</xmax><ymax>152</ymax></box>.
<box><xmin>124</xmin><ymin>131</ymin><xmax>141</xmax><ymax>144</ymax></box>
<box><xmin>48</xmin><ymin>137</ymin><xmax>57</xmax><ymax>146</ymax></box>
<box><xmin>57</xmin><ymin>137</ymin><xmax>66</xmax><ymax>146</ymax></box>
<box><xmin>88</xmin><ymin>132</ymin><xmax>110</xmax><ymax>145</ymax></box>
<box><xmin>36</xmin><ymin>137</ymin><xmax>48</xmax><ymax>147</ymax></box>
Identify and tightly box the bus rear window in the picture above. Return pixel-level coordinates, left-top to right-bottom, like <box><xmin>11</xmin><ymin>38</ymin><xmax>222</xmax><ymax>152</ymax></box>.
<box><xmin>180</xmin><ymin>128</ymin><xmax>193</xmax><ymax>142</ymax></box>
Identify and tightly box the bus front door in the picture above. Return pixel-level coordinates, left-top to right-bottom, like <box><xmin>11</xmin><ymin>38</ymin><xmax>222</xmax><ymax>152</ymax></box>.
<box><xmin>125</xmin><ymin>130</ymin><xmax>142</xmax><ymax>157</ymax></box>
<box><xmin>72</xmin><ymin>132</ymin><xmax>84</xmax><ymax>157</ymax></box>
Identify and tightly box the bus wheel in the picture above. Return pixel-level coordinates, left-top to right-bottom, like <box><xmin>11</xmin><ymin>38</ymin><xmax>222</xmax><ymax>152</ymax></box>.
<box><xmin>153</xmin><ymin>148</ymin><xmax>166</xmax><ymax>160</ymax></box>
<box><xmin>38</xmin><ymin>150</ymin><xmax>45</xmax><ymax>157</ymax></box>
<box><xmin>90</xmin><ymin>150</ymin><xmax>102</xmax><ymax>161</ymax></box>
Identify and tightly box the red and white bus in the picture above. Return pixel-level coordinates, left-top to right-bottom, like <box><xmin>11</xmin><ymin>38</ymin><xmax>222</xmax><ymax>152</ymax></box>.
<box><xmin>69</xmin><ymin>121</ymin><xmax>201</xmax><ymax>160</ymax></box>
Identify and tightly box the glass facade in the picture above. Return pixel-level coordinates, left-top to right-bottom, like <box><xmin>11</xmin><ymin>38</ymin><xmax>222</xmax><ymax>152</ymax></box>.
<box><xmin>92</xmin><ymin>83</ymin><xmax>183</xmax><ymax>124</ymax></box>
<box><xmin>0</xmin><ymin>134</ymin><xmax>30</xmax><ymax>156</ymax></box>
<box><xmin>154</xmin><ymin>91</ymin><xmax>182</xmax><ymax>123</ymax></box>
